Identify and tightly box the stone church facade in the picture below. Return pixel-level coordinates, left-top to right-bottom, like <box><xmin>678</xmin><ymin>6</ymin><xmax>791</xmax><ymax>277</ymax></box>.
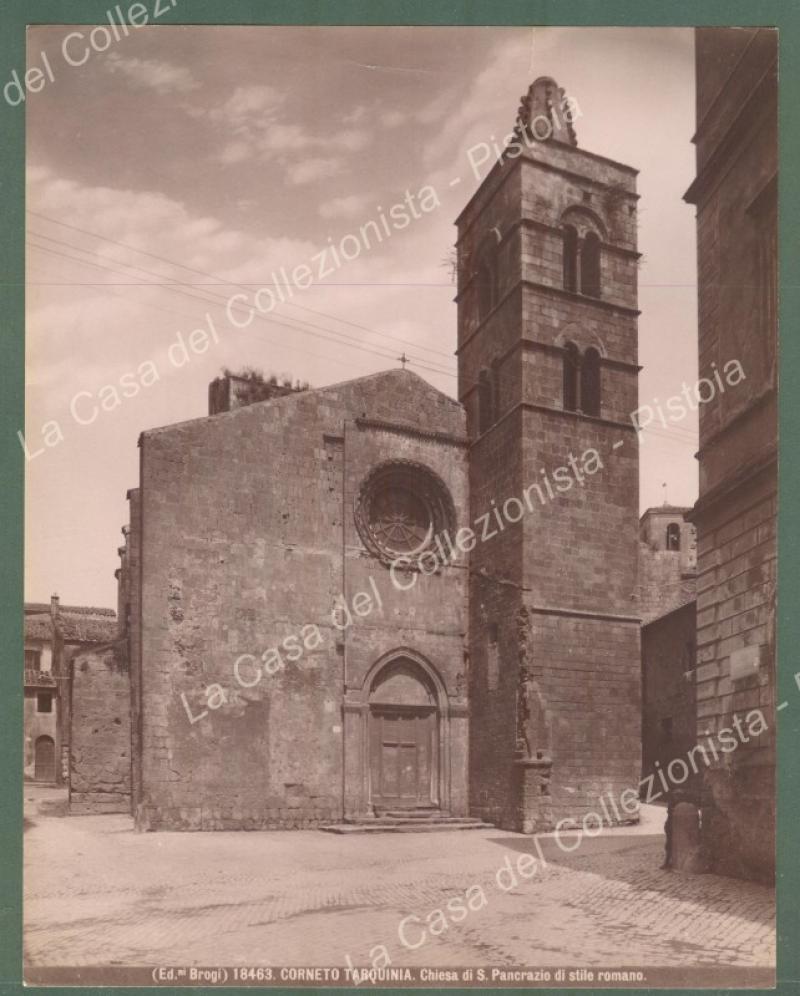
<box><xmin>104</xmin><ymin>78</ymin><xmax>643</xmax><ymax>832</ymax></box>
<box><xmin>124</xmin><ymin>370</ymin><xmax>470</xmax><ymax>830</ymax></box>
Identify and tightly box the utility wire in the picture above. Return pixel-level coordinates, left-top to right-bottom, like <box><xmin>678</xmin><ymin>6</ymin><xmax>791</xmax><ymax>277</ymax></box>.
<box><xmin>26</xmin><ymin>209</ymin><xmax>456</xmax><ymax>362</ymax></box>
<box><xmin>27</xmin><ymin>236</ymin><xmax>456</xmax><ymax>379</ymax></box>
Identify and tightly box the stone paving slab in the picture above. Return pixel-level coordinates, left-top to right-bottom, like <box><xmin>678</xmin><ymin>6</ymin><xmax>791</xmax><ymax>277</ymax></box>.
<box><xmin>23</xmin><ymin>787</ymin><xmax>775</xmax><ymax>973</ymax></box>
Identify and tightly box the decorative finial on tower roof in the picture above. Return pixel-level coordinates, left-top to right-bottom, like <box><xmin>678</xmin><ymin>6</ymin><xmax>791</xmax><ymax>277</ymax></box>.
<box><xmin>515</xmin><ymin>76</ymin><xmax>578</xmax><ymax>147</ymax></box>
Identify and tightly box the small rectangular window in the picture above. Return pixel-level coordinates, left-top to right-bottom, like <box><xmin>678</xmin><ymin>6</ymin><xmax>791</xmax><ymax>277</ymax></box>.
<box><xmin>36</xmin><ymin>693</ymin><xmax>53</xmax><ymax>714</ymax></box>
<box><xmin>25</xmin><ymin>649</ymin><xmax>41</xmax><ymax>671</ymax></box>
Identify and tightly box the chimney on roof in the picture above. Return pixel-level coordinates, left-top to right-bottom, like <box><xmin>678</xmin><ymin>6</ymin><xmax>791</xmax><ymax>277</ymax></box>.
<box><xmin>50</xmin><ymin>594</ymin><xmax>59</xmax><ymax>621</ymax></box>
<box><xmin>208</xmin><ymin>372</ymin><xmax>306</xmax><ymax>415</ymax></box>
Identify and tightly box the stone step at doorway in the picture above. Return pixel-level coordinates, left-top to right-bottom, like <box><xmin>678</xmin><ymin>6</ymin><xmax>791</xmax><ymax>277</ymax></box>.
<box><xmin>320</xmin><ymin>811</ymin><xmax>493</xmax><ymax>834</ymax></box>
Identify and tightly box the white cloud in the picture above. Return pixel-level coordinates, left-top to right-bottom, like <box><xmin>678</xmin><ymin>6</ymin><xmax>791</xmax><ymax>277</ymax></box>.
<box><xmin>209</xmin><ymin>84</ymin><xmax>284</xmax><ymax>127</ymax></box>
<box><xmin>418</xmin><ymin>36</ymin><xmax>531</xmax><ymax>168</ymax></box>
<box><xmin>415</xmin><ymin>86</ymin><xmax>461</xmax><ymax>125</ymax></box>
<box><xmin>336</xmin><ymin>129</ymin><xmax>370</xmax><ymax>152</ymax></box>
<box><xmin>319</xmin><ymin>194</ymin><xmax>373</xmax><ymax>219</ymax></box>
<box><xmin>220</xmin><ymin>141</ymin><xmax>251</xmax><ymax>165</ymax></box>
<box><xmin>259</xmin><ymin>123</ymin><xmax>318</xmax><ymax>154</ymax></box>
<box><xmin>223</xmin><ymin>85</ymin><xmax>283</xmax><ymax>118</ymax></box>
<box><xmin>25</xmin><ymin>162</ymin><xmax>320</xmax><ymax>332</ymax></box>
<box><xmin>381</xmin><ymin>109</ymin><xmax>407</xmax><ymax>128</ymax></box>
<box><xmin>286</xmin><ymin>157</ymin><xmax>342</xmax><ymax>186</ymax></box>
<box><xmin>343</xmin><ymin>104</ymin><xmax>367</xmax><ymax>125</ymax></box>
<box><xmin>104</xmin><ymin>52</ymin><xmax>200</xmax><ymax>94</ymax></box>
<box><xmin>203</xmin><ymin>86</ymin><xmax>368</xmax><ymax>176</ymax></box>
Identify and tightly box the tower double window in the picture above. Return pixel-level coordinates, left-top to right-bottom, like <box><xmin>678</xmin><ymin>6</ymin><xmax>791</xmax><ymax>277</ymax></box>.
<box><xmin>562</xmin><ymin>224</ymin><xmax>602</xmax><ymax>298</ymax></box>
<box><xmin>562</xmin><ymin>343</ymin><xmax>601</xmax><ymax>416</ymax></box>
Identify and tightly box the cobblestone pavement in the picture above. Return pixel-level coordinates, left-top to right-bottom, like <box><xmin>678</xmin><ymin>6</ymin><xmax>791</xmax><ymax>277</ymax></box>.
<box><xmin>24</xmin><ymin>787</ymin><xmax>774</xmax><ymax>975</ymax></box>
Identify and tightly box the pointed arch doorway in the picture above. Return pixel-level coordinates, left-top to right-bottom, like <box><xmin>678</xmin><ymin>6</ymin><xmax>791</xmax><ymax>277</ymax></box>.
<box><xmin>367</xmin><ymin>656</ymin><xmax>441</xmax><ymax>812</ymax></box>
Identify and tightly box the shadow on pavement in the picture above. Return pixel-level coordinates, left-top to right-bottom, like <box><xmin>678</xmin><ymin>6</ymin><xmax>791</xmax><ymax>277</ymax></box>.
<box><xmin>483</xmin><ymin>828</ymin><xmax>773</xmax><ymax>928</ymax></box>
<box><xmin>487</xmin><ymin>830</ymin><xmax>666</xmax><ymax>867</ymax></box>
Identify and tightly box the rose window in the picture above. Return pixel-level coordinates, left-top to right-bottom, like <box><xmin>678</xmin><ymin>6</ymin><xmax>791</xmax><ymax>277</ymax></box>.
<box><xmin>355</xmin><ymin>461</ymin><xmax>455</xmax><ymax>566</ymax></box>
<box><xmin>369</xmin><ymin>486</ymin><xmax>433</xmax><ymax>555</ymax></box>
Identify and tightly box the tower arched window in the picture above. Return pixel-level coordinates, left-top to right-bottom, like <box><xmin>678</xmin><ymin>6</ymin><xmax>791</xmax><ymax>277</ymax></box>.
<box><xmin>580</xmin><ymin>232</ymin><xmax>601</xmax><ymax>298</ymax></box>
<box><xmin>491</xmin><ymin>358</ymin><xmax>501</xmax><ymax>420</ymax></box>
<box><xmin>562</xmin><ymin>225</ymin><xmax>578</xmax><ymax>292</ymax></box>
<box><xmin>475</xmin><ymin>243</ymin><xmax>499</xmax><ymax>321</ymax></box>
<box><xmin>562</xmin><ymin>342</ymin><xmax>580</xmax><ymax>412</ymax></box>
<box><xmin>666</xmin><ymin>523</ymin><xmax>681</xmax><ymax>551</ymax></box>
<box><xmin>580</xmin><ymin>347</ymin><xmax>601</xmax><ymax>416</ymax></box>
<box><xmin>563</xmin><ymin>342</ymin><xmax>602</xmax><ymax>415</ymax></box>
<box><xmin>478</xmin><ymin>369</ymin><xmax>494</xmax><ymax>434</ymax></box>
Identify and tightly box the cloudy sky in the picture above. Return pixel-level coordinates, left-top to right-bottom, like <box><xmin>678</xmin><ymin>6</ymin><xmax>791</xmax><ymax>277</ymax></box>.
<box><xmin>25</xmin><ymin>25</ymin><xmax>698</xmax><ymax>607</ymax></box>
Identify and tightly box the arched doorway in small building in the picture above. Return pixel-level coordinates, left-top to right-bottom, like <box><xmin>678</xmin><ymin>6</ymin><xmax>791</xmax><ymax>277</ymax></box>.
<box><xmin>34</xmin><ymin>735</ymin><xmax>55</xmax><ymax>782</ymax></box>
<box><xmin>368</xmin><ymin>656</ymin><xmax>440</xmax><ymax>811</ymax></box>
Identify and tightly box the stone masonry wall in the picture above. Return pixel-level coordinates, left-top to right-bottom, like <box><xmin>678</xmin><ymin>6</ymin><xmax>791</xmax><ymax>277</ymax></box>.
<box><xmin>459</xmin><ymin>125</ymin><xmax>641</xmax><ymax>833</ymax></box>
<box><xmin>641</xmin><ymin>601</ymin><xmax>697</xmax><ymax>795</ymax></box>
<box><xmin>135</xmin><ymin>370</ymin><xmax>468</xmax><ymax>830</ymax></box>
<box><xmin>69</xmin><ymin>643</ymin><xmax>132</xmax><ymax>814</ymax></box>
<box><xmin>688</xmin><ymin>28</ymin><xmax>777</xmax><ymax>882</ymax></box>
<box><xmin>341</xmin><ymin>417</ymin><xmax>468</xmax><ymax>818</ymax></box>
<box><xmin>467</xmin><ymin>413</ymin><xmax>524</xmax><ymax>826</ymax></box>
<box><xmin>637</xmin><ymin>543</ymin><xmax>697</xmax><ymax>625</ymax></box>
<box><xmin>694</xmin><ymin>470</ymin><xmax>776</xmax><ymax>881</ymax></box>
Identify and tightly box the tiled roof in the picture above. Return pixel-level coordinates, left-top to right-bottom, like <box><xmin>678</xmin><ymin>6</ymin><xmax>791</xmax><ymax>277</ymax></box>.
<box><xmin>24</xmin><ymin>602</ymin><xmax>115</xmax><ymax>617</ymax></box>
<box><xmin>24</xmin><ymin>613</ymin><xmax>53</xmax><ymax>641</ymax></box>
<box><xmin>24</xmin><ymin>609</ymin><xmax>117</xmax><ymax>644</ymax></box>
<box><xmin>59</xmin><ymin>613</ymin><xmax>118</xmax><ymax>643</ymax></box>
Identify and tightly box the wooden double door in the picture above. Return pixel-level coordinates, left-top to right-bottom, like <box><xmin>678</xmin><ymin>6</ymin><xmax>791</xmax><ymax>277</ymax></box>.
<box><xmin>369</xmin><ymin>707</ymin><xmax>438</xmax><ymax>809</ymax></box>
<box><xmin>34</xmin><ymin>735</ymin><xmax>55</xmax><ymax>782</ymax></box>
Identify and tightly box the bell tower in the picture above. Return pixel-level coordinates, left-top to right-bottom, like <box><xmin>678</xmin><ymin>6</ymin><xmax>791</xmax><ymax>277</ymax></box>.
<box><xmin>457</xmin><ymin>78</ymin><xmax>641</xmax><ymax>832</ymax></box>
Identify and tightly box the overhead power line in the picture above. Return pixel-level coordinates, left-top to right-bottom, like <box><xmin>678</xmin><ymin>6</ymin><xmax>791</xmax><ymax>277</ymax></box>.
<box><xmin>26</xmin><ymin>209</ymin><xmax>456</xmax><ymax>363</ymax></box>
<box><xmin>26</xmin><ymin>233</ymin><xmax>457</xmax><ymax>380</ymax></box>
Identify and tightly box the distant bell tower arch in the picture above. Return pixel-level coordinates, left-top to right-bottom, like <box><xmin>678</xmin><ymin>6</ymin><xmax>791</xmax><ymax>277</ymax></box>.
<box><xmin>455</xmin><ymin>79</ymin><xmax>642</xmax><ymax>833</ymax></box>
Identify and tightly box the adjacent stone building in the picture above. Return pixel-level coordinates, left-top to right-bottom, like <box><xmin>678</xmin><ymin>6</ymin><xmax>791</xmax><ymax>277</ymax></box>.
<box><xmin>69</xmin><ymin>640</ymin><xmax>132</xmax><ymax>814</ymax></box>
<box><xmin>24</xmin><ymin>598</ymin><xmax>116</xmax><ymax>784</ymax></box>
<box><xmin>638</xmin><ymin>507</ymin><xmax>698</xmax><ymax>796</ymax></box>
<box><xmin>684</xmin><ymin>28</ymin><xmax>777</xmax><ymax>882</ymax></box>
<box><xmin>641</xmin><ymin>601</ymin><xmax>697</xmax><ymax>796</ymax></box>
<box><xmin>637</xmin><ymin>505</ymin><xmax>697</xmax><ymax>625</ymax></box>
<box><xmin>78</xmin><ymin>77</ymin><xmax>646</xmax><ymax>834</ymax></box>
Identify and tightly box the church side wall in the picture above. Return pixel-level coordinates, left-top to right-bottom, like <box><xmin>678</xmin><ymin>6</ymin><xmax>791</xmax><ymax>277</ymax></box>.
<box><xmin>137</xmin><ymin>398</ymin><xmax>346</xmax><ymax>830</ymax></box>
